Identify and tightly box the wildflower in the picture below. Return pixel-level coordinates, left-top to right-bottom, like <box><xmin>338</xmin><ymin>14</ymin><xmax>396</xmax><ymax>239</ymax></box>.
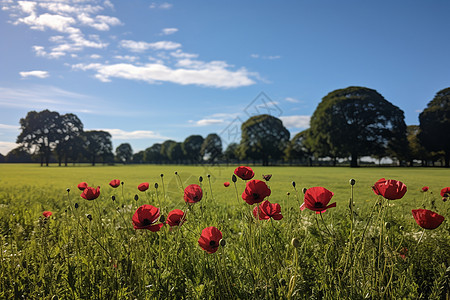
<box><xmin>411</xmin><ymin>209</ymin><xmax>445</xmax><ymax>230</ymax></box>
<box><xmin>166</xmin><ymin>209</ymin><xmax>185</xmax><ymax>227</ymax></box>
<box><xmin>234</xmin><ymin>166</ymin><xmax>255</xmax><ymax>180</ymax></box>
<box><xmin>421</xmin><ymin>186</ymin><xmax>429</xmax><ymax>192</ymax></box>
<box><xmin>252</xmin><ymin>200</ymin><xmax>283</xmax><ymax>220</ymax></box>
<box><xmin>302</xmin><ymin>187</ymin><xmax>336</xmax><ymax>212</ymax></box>
<box><xmin>77</xmin><ymin>182</ymin><xmax>88</xmax><ymax>190</ymax></box>
<box><xmin>198</xmin><ymin>226</ymin><xmax>222</xmax><ymax>253</ymax></box>
<box><xmin>138</xmin><ymin>182</ymin><xmax>149</xmax><ymax>192</ymax></box>
<box><xmin>372</xmin><ymin>178</ymin><xmax>407</xmax><ymax>200</ymax></box>
<box><xmin>109</xmin><ymin>179</ymin><xmax>120</xmax><ymax>188</ymax></box>
<box><xmin>262</xmin><ymin>174</ymin><xmax>272</xmax><ymax>181</ymax></box>
<box><xmin>224</xmin><ymin>182</ymin><xmax>230</xmax><ymax>187</ymax></box>
<box><xmin>399</xmin><ymin>247</ymin><xmax>408</xmax><ymax>260</ymax></box>
<box><xmin>440</xmin><ymin>187</ymin><xmax>450</xmax><ymax>198</ymax></box>
<box><xmin>81</xmin><ymin>186</ymin><xmax>100</xmax><ymax>200</ymax></box>
<box><xmin>242</xmin><ymin>180</ymin><xmax>271</xmax><ymax>205</ymax></box>
<box><xmin>184</xmin><ymin>184</ymin><xmax>203</xmax><ymax>203</ymax></box>
<box><xmin>42</xmin><ymin>211</ymin><xmax>52</xmax><ymax>218</ymax></box>
<box><xmin>132</xmin><ymin>204</ymin><xmax>164</xmax><ymax>231</ymax></box>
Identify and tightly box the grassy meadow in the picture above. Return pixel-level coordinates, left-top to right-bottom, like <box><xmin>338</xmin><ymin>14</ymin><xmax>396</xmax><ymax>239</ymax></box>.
<box><xmin>0</xmin><ymin>164</ymin><xmax>449</xmax><ymax>299</ymax></box>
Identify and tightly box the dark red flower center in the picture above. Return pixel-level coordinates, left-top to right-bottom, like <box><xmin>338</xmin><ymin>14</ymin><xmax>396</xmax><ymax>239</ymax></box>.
<box><xmin>314</xmin><ymin>202</ymin><xmax>323</xmax><ymax>208</ymax></box>
<box><xmin>209</xmin><ymin>240</ymin><xmax>216</xmax><ymax>246</ymax></box>
<box><xmin>252</xmin><ymin>193</ymin><xmax>260</xmax><ymax>199</ymax></box>
<box><xmin>193</xmin><ymin>196</ymin><xmax>199</xmax><ymax>201</ymax></box>
<box><xmin>142</xmin><ymin>218</ymin><xmax>152</xmax><ymax>226</ymax></box>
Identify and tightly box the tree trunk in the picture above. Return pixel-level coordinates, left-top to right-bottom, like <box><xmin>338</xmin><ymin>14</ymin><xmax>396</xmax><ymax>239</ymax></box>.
<box><xmin>445</xmin><ymin>151</ymin><xmax>450</xmax><ymax>168</ymax></box>
<box><xmin>350</xmin><ymin>153</ymin><xmax>358</xmax><ymax>168</ymax></box>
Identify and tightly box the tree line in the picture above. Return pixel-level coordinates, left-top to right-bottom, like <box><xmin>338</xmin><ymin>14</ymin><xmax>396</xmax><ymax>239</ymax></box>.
<box><xmin>2</xmin><ymin>86</ymin><xmax>449</xmax><ymax>167</ymax></box>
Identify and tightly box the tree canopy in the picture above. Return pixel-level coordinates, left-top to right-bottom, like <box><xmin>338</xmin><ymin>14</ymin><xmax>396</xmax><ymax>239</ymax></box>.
<box><xmin>115</xmin><ymin>143</ymin><xmax>133</xmax><ymax>164</ymax></box>
<box><xmin>308</xmin><ymin>86</ymin><xmax>407</xmax><ymax>167</ymax></box>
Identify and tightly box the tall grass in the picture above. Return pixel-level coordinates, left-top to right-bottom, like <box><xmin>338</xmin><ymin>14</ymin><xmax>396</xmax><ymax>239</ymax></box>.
<box><xmin>0</xmin><ymin>164</ymin><xmax>449</xmax><ymax>299</ymax></box>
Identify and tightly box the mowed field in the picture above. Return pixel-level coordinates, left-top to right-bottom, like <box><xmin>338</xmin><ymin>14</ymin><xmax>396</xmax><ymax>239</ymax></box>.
<box><xmin>0</xmin><ymin>164</ymin><xmax>449</xmax><ymax>299</ymax></box>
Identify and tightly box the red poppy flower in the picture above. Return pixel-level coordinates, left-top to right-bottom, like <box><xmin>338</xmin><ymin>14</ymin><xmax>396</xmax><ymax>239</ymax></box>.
<box><xmin>303</xmin><ymin>187</ymin><xmax>336</xmax><ymax>212</ymax></box>
<box><xmin>372</xmin><ymin>178</ymin><xmax>407</xmax><ymax>200</ymax></box>
<box><xmin>132</xmin><ymin>204</ymin><xmax>164</xmax><ymax>231</ymax></box>
<box><xmin>411</xmin><ymin>209</ymin><xmax>445</xmax><ymax>230</ymax></box>
<box><xmin>421</xmin><ymin>186</ymin><xmax>429</xmax><ymax>192</ymax></box>
<box><xmin>81</xmin><ymin>186</ymin><xmax>100</xmax><ymax>200</ymax></box>
<box><xmin>399</xmin><ymin>247</ymin><xmax>408</xmax><ymax>260</ymax></box>
<box><xmin>234</xmin><ymin>166</ymin><xmax>255</xmax><ymax>180</ymax></box>
<box><xmin>184</xmin><ymin>184</ymin><xmax>203</xmax><ymax>203</ymax></box>
<box><xmin>166</xmin><ymin>209</ymin><xmax>185</xmax><ymax>227</ymax></box>
<box><xmin>252</xmin><ymin>200</ymin><xmax>283</xmax><ymax>220</ymax></box>
<box><xmin>224</xmin><ymin>182</ymin><xmax>230</xmax><ymax>187</ymax></box>
<box><xmin>77</xmin><ymin>182</ymin><xmax>88</xmax><ymax>190</ymax></box>
<box><xmin>42</xmin><ymin>211</ymin><xmax>52</xmax><ymax>218</ymax></box>
<box><xmin>242</xmin><ymin>180</ymin><xmax>271</xmax><ymax>205</ymax></box>
<box><xmin>138</xmin><ymin>182</ymin><xmax>149</xmax><ymax>192</ymax></box>
<box><xmin>109</xmin><ymin>179</ymin><xmax>120</xmax><ymax>188</ymax></box>
<box><xmin>440</xmin><ymin>187</ymin><xmax>450</xmax><ymax>197</ymax></box>
<box><xmin>198</xmin><ymin>226</ymin><xmax>222</xmax><ymax>254</ymax></box>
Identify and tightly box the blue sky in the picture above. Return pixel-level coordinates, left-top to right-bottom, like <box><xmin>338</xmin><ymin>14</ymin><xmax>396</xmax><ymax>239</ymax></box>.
<box><xmin>1</xmin><ymin>0</ymin><xmax>449</xmax><ymax>155</ymax></box>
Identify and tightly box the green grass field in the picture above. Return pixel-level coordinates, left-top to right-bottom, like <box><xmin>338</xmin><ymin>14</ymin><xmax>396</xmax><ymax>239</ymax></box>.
<box><xmin>0</xmin><ymin>164</ymin><xmax>449</xmax><ymax>299</ymax></box>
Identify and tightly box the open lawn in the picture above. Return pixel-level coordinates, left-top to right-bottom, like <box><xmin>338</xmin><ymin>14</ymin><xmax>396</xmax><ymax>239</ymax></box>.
<box><xmin>0</xmin><ymin>164</ymin><xmax>449</xmax><ymax>299</ymax></box>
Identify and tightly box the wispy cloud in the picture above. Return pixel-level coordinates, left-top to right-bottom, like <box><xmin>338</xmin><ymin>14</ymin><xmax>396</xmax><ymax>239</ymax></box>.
<box><xmin>250</xmin><ymin>54</ymin><xmax>281</xmax><ymax>60</ymax></box>
<box><xmin>0</xmin><ymin>124</ymin><xmax>19</xmax><ymax>130</ymax></box>
<box><xmin>19</xmin><ymin>70</ymin><xmax>49</xmax><ymax>78</ymax></box>
<box><xmin>160</xmin><ymin>27</ymin><xmax>178</xmax><ymax>35</ymax></box>
<box><xmin>285</xmin><ymin>97</ymin><xmax>301</xmax><ymax>103</ymax></box>
<box><xmin>95</xmin><ymin>128</ymin><xmax>170</xmax><ymax>140</ymax></box>
<box><xmin>280</xmin><ymin>115</ymin><xmax>311</xmax><ymax>129</ymax></box>
<box><xmin>149</xmin><ymin>2</ymin><xmax>173</xmax><ymax>9</ymax></box>
<box><xmin>189</xmin><ymin>119</ymin><xmax>226</xmax><ymax>126</ymax></box>
<box><xmin>120</xmin><ymin>40</ymin><xmax>181</xmax><ymax>52</ymax></box>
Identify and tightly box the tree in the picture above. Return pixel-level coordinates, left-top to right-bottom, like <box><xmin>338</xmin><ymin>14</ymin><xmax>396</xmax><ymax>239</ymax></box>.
<box><xmin>309</xmin><ymin>87</ymin><xmax>407</xmax><ymax>167</ymax></box>
<box><xmin>239</xmin><ymin>114</ymin><xmax>290</xmax><ymax>166</ymax></box>
<box><xmin>5</xmin><ymin>146</ymin><xmax>35</xmax><ymax>163</ymax></box>
<box><xmin>223</xmin><ymin>142</ymin><xmax>239</xmax><ymax>164</ymax></box>
<box><xmin>168</xmin><ymin>142</ymin><xmax>185</xmax><ymax>163</ymax></box>
<box><xmin>82</xmin><ymin>130</ymin><xmax>113</xmax><ymax>166</ymax></box>
<box><xmin>54</xmin><ymin>113</ymin><xmax>83</xmax><ymax>166</ymax></box>
<box><xmin>182</xmin><ymin>135</ymin><xmax>204</xmax><ymax>164</ymax></box>
<box><xmin>285</xmin><ymin>129</ymin><xmax>314</xmax><ymax>165</ymax></box>
<box><xmin>132</xmin><ymin>151</ymin><xmax>145</xmax><ymax>163</ymax></box>
<box><xmin>160</xmin><ymin>140</ymin><xmax>177</xmax><ymax>163</ymax></box>
<box><xmin>418</xmin><ymin>87</ymin><xmax>450</xmax><ymax>167</ymax></box>
<box><xmin>201</xmin><ymin>134</ymin><xmax>222</xmax><ymax>164</ymax></box>
<box><xmin>144</xmin><ymin>143</ymin><xmax>164</xmax><ymax>163</ymax></box>
<box><xmin>115</xmin><ymin>143</ymin><xmax>133</xmax><ymax>164</ymax></box>
<box><xmin>17</xmin><ymin>110</ymin><xmax>61</xmax><ymax>166</ymax></box>
<box><xmin>407</xmin><ymin>125</ymin><xmax>431</xmax><ymax>166</ymax></box>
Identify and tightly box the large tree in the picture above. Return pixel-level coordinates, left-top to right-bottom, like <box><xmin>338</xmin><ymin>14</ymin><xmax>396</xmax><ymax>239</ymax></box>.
<box><xmin>115</xmin><ymin>143</ymin><xmax>133</xmax><ymax>164</ymax></box>
<box><xmin>168</xmin><ymin>142</ymin><xmax>185</xmax><ymax>163</ymax></box>
<box><xmin>144</xmin><ymin>143</ymin><xmax>164</xmax><ymax>163</ymax></box>
<box><xmin>182</xmin><ymin>135</ymin><xmax>204</xmax><ymax>164</ymax></box>
<box><xmin>239</xmin><ymin>114</ymin><xmax>290</xmax><ymax>166</ymax></box>
<box><xmin>17</xmin><ymin>110</ymin><xmax>62</xmax><ymax>166</ymax></box>
<box><xmin>309</xmin><ymin>86</ymin><xmax>407</xmax><ymax>167</ymax></box>
<box><xmin>201</xmin><ymin>133</ymin><xmax>222</xmax><ymax>164</ymax></box>
<box><xmin>55</xmin><ymin>113</ymin><xmax>84</xmax><ymax>166</ymax></box>
<box><xmin>418</xmin><ymin>87</ymin><xmax>450</xmax><ymax>167</ymax></box>
<box><xmin>285</xmin><ymin>129</ymin><xmax>314</xmax><ymax>166</ymax></box>
<box><xmin>160</xmin><ymin>140</ymin><xmax>177</xmax><ymax>163</ymax></box>
<box><xmin>82</xmin><ymin>130</ymin><xmax>113</xmax><ymax>166</ymax></box>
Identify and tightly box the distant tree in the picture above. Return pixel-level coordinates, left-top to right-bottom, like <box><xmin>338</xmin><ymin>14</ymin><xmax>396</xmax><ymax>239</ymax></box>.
<box><xmin>285</xmin><ymin>129</ymin><xmax>314</xmax><ymax>165</ymax></box>
<box><xmin>82</xmin><ymin>130</ymin><xmax>113</xmax><ymax>166</ymax></box>
<box><xmin>223</xmin><ymin>142</ymin><xmax>239</xmax><ymax>164</ymax></box>
<box><xmin>132</xmin><ymin>150</ymin><xmax>145</xmax><ymax>163</ymax></box>
<box><xmin>407</xmin><ymin>125</ymin><xmax>431</xmax><ymax>166</ymax></box>
<box><xmin>17</xmin><ymin>110</ymin><xmax>61</xmax><ymax>166</ymax></box>
<box><xmin>115</xmin><ymin>143</ymin><xmax>133</xmax><ymax>164</ymax></box>
<box><xmin>144</xmin><ymin>143</ymin><xmax>164</xmax><ymax>163</ymax></box>
<box><xmin>168</xmin><ymin>142</ymin><xmax>185</xmax><ymax>163</ymax></box>
<box><xmin>418</xmin><ymin>87</ymin><xmax>450</xmax><ymax>167</ymax></box>
<box><xmin>309</xmin><ymin>87</ymin><xmax>407</xmax><ymax>167</ymax></box>
<box><xmin>54</xmin><ymin>113</ymin><xmax>84</xmax><ymax>166</ymax></box>
<box><xmin>160</xmin><ymin>140</ymin><xmax>177</xmax><ymax>163</ymax></box>
<box><xmin>239</xmin><ymin>114</ymin><xmax>290</xmax><ymax>166</ymax></box>
<box><xmin>0</xmin><ymin>153</ymin><xmax>4</xmax><ymax>163</ymax></box>
<box><xmin>182</xmin><ymin>135</ymin><xmax>204</xmax><ymax>164</ymax></box>
<box><xmin>201</xmin><ymin>133</ymin><xmax>222</xmax><ymax>164</ymax></box>
<box><xmin>5</xmin><ymin>146</ymin><xmax>35</xmax><ymax>163</ymax></box>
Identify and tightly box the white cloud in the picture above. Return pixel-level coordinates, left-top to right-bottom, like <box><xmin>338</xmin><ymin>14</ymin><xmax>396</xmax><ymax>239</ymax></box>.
<box><xmin>97</xmin><ymin>128</ymin><xmax>170</xmax><ymax>140</ymax></box>
<box><xmin>194</xmin><ymin>119</ymin><xmax>225</xmax><ymax>126</ymax></box>
<box><xmin>77</xmin><ymin>13</ymin><xmax>121</xmax><ymax>31</ymax></box>
<box><xmin>251</xmin><ymin>53</ymin><xmax>281</xmax><ymax>60</ymax></box>
<box><xmin>0</xmin><ymin>124</ymin><xmax>19</xmax><ymax>130</ymax></box>
<box><xmin>170</xmin><ymin>49</ymin><xmax>198</xmax><ymax>59</ymax></box>
<box><xmin>120</xmin><ymin>40</ymin><xmax>181</xmax><ymax>52</ymax></box>
<box><xmin>114</xmin><ymin>55</ymin><xmax>139</xmax><ymax>62</ymax></box>
<box><xmin>280</xmin><ymin>115</ymin><xmax>311</xmax><ymax>129</ymax></box>
<box><xmin>149</xmin><ymin>2</ymin><xmax>173</xmax><ymax>9</ymax></box>
<box><xmin>285</xmin><ymin>97</ymin><xmax>300</xmax><ymax>103</ymax></box>
<box><xmin>160</xmin><ymin>27</ymin><xmax>178</xmax><ymax>35</ymax></box>
<box><xmin>0</xmin><ymin>141</ymin><xmax>19</xmax><ymax>156</ymax></box>
<box><xmin>19</xmin><ymin>70</ymin><xmax>49</xmax><ymax>78</ymax></box>
<box><xmin>72</xmin><ymin>61</ymin><xmax>256</xmax><ymax>88</ymax></box>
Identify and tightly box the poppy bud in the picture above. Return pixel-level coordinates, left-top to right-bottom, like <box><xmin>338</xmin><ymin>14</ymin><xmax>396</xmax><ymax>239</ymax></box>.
<box><xmin>160</xmin><ymin>174</ymin><xmax>164</xmax><ymax>177</ymax></box>
<box><xmin>279</xmin><ymin>278</ymin><xmax>287</xmax><ymax>286</ymax></box>
<box><xmin>121</xmin><ymin>181</ymin><xmax>124</xmax><ymax>185</ymax></box>
<box><xmin>199</xmin><ymin>176</ymin><xmax>203</xmax><ymax>182</ymax></box>
<box><xmin>286</xmin><ymin>192</ymin><xmax>290</xmax><ymax>196</ymax></box>
<box><xmin>207</xmin><ymin>174</ymin><xmax>211</xmax><ymax>178</ymax></box>
<box><xmin>66</xmin><ymin>188</ymin><xmax>70</xmax><ymax>192</ymax></box>
<box><xmin>112</xmin><ymin>195</ymin><xmax>116</xmax><ymax>201</ymax></box>
<box><xmin>219</xmin><ymin>239</ymin><xmax>226</xmax><ymax>247</ymax></box>
<box><xmin>385</xmin><ymin>222</ymin><xmax>391</xmax><ymax>230</ymax></box>
<box><xmin>75</xmin><ymin>203</ymin><xmax>79</xmax><ymax>209</ymax></box>
<box><xmin>174</xmin><ymin>171</ymin><xmax>178</xmax><ymax>175</ymax></box>
<box><xmin>134</xmin><ymin>194</ymin><xmax>139</xmax><ymax>201</ymax></box>
<box><xmin>154</xmin><ymin>183</ymin><xmax>158</xmax><ymax>189</ymax></box>
<box><xmin>349</xmin><ymin>179</ymin><xmax>356</xmax><ymax>186</ymax></box>
<box><xmin>399</xmin><ymin>226</ymin><xmax>404</xmax><ymax>231</ymax></box>
<box><xmin>86</xmin><ymin>214</ymin><xmax>92</xmax><ymax>221</ymax></box>
<box><xmin>302</xmin><ymin>188</ymin><xmax>307</xmax><ymax>194</ymax></box>
<box><xmin>291</xmin><ymin>238</ymin><xmax>300</xmax><ymax>248</ymax></box>
<box><xmin>443</xmin><ymin>197</ymin><xmax>448</xmax><ymax>202</ymax></box>
<box><xmin>159</xmin><ymin>215</ymin><xmax>165</xmax><ymax>223</ymax></box>
<box><xmin>292</xmin><ymin>181</ymin><xmax>296</xmax><ymax>188</ymax></box>
<box><xmin>232</xmin><ymin>175</ymin><xmax>237</xmax><ymax>183</ymax></box>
